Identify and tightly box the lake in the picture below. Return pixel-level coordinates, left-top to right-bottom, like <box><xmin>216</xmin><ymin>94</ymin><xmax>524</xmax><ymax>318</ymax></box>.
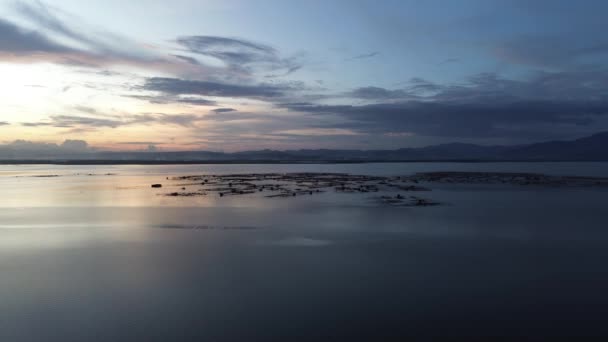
<box><xmin>2</xmin><ymin>162</ymin><xmax>608</xmax><ymax>340</ymax></box>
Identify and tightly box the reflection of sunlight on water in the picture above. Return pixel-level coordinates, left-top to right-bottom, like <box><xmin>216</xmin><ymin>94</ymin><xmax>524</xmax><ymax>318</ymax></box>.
<box><xmin>1</xmin><ymin>164</ymin><xmax>608</xmax><ymax>245</ymax></box>
<box><xmin>0</xmin><ymin>171</ymin><xmax>297</xmax><ymax>208</ymax></box>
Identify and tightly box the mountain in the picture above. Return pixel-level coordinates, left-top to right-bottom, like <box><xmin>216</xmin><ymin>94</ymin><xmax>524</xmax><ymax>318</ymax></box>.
<box><xmin>503</xmin><ymin>132</ymin><xmax>608</xmax><ymax>161</ymax></box>
<box><xmin>2</xmin><ymin>132</ymin><xmax>608</xmax><ymax>163</ymax></box>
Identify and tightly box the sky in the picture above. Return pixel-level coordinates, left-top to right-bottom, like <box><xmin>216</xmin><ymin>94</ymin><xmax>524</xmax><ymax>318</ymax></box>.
<box><xmin>1</xmin><ymin>0</ymin><xmax>608</xmax><ymax>153</ymax></box>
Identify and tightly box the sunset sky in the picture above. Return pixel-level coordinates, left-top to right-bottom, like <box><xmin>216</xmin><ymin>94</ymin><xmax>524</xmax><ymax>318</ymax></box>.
<box><xmin>1</xmin><ymin>0</ymin><xmax>608</xmax><ymax>152</ymax></box>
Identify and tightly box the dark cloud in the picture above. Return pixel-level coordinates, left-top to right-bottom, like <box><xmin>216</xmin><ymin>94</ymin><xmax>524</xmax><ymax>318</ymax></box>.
<box><xmin>141</xmin><ymin>77</ymin><xmax>287</xmax><ymax>99</ymax></box>
<box><xmin>0</xmin><ymin>121</ymin><xmax>9</xmax><ymax>126</ymax></box>
<box><xmin>346</xmin><ymin>72</ymin><xmax>608</xmax><ymax>104</ymax></box>
<box><xmin>343</xmin><ymin>79</ymin><xmax>441</xmax><ymax>101</ymax></box>
<box><xmin>285</xmin><ymin>65</ymin><xmax>302</xmax><ymax>74</ymax></box>
<box><xmin>171</xmin><ymin>54</ymin><xmax>201</xmax><ymax>65</ymax></box>
<box><xmin>284</xmin><ymin>101</ymin><xmax>608</xmax><ymax>139</ymax></box>
<box><xmin>283</xmin><ymin>71</ymin><xmax>608</xmax><ymax>140</ymax></box>
<box><xmin>176</xmin><ymin>97</ymin><xmax>218</xmax><ymax>106</ymax></box>
<box><xmin>435</xmin><ymin>71</ymin><xmax>608</xmax><ymax>102</ymax></box>
<box><xmin>346</xmin><ymin>86</ymin><xmax>415</xmax><ymax>100</ymax></box>
<box><xmin>212</xmin><ymin>108</ymin><xmax>236</xmax><ymax>113</ymax></box>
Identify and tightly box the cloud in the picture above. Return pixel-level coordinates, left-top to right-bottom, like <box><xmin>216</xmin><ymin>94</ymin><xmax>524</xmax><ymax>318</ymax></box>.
<box><xmin>346</xmin><ymin>86</ymin><xmax>415</xmax><ymax>100</ymax></box>
<box><xmin>0</xmin><ymin>20</ymin><xmax>190</xmax><ymax>73</ymax></box>
<box><xmin>21</xmin><ymin>113</ymin><xmax>205</xmax><ymax>129</ymax></box>
<box><xmin>13</xmin><ymin>1</ymin><xmax>100</xmax><ymax>50</ymax></box>
<box><xmin>264</xmin><ymin>65</ymin><xmax>302</xmax><ymax>78</ymax></box>
<box><xmin>127</xmin><ymin>95</ymin><xmax>217</xmax><ymax>106</ymax></box>
<box><xmin>0</xmin><ymin>139</ymin><xmax>92</xmax><ymax>158</ymax></box>
<box><xmin>211</xmin><ymin>108</ymin><xmax>236</xmax><ymax>113</ymax></box>
<box><xmin>284</xmin><ymin>101</ymin><xmax>607</xmax><ymax>139</ymax></box>
<box><xmin>345</xmin><ymin>71</ymin><xmax>608</xmax><ymax>104</ymax></box>
<box><xmin>73</xmin><ymin>105</ymin><xmax>98</xmax><ymax>114</ymax></box>
<box><xmin>175</xmin><ymin>35</ymin><xmax>301</xmax><ymax>77</ymax></box>
<box><xmin>184</xmin><ymin>107</ymin><xmax>348</xmax><ymax>146</ymax></box>
<box><xmin>60</xmin><ymin>139</ymin><xmax>89</xmax><ymax>151</ymax></box>
<box><xmin>199</xmin><ymin>111</ymin><xmax>275</xmax><ymax>123</ymax></box>
<box><xmin>21</xmin><ymin>122</ymin><xmax>51</xmax><ymax>127</ymax></box>
<box><xmin>438</xmin><ymin>58</ymin><xmax>459</xmax><ymax>65</ymax></box>
<box><xmin>0</xmin><ymin>121</ymin><xmax>9</xmax><ymax>126</ymax></box>
<box><xmin>171</xmin><ymin>54</ymin><xmax>200</xmax><ymax>65</ymax></box>
<box><xmin>407</xmin><ymin>78</ymin><xmax>443</xmax><ymax>94</ymax></box>
<box><xmin>141</xmin><ymin>77</ymin><xmax>288</xmax><ymax>99</ymax></box>
<box><xmin>12</xmin><ymin>1</ymin><xmax>176</xmax><ymax>64</ymax></box>
<box><xmin>282</xmin><ymin>71</ymin><xmax>608</xmax><ymax>140</ymax></box>
<box><xmin>176</xmin><ymin>36</ymin><xmax>276</xmax><ymax>63</ymax></box>
<box><xmin>1</xmin><ymin>2</ymin><xmax>304</xmax><ymax>86</ymax></box>
<box><xmin>47</xmin><ymin>115</ymin><xmax>122</xmax><ymax>128</ymax></box>
<box><xmin>0</xmin><ymin>18</ymin><xmax>72</xmax><ymax>54</ymax></box>
<box><xmin>129</xmin><ymin>113</ymin><xmax>202</xmax><ymax>127</ymax></box>
<box><xmin>276</xmin><ymin>128</ymin><xmax>362</xmax><ymax>136</ymax></box>
<box><xmin>0</xmin><ymin>4</ymin><xmax>210</xmax><ymax>76</ymax></box>
<box><xmin>345</xmin><ymin>51</ymin><xmax>380</xmax><ymax>61</ymax></box>
<box><xmin>342</xmin><ymin>79</ymin><xmax>442</xmax><ymax>101</ymax></box>
<box><xmin>117</xmin><ymin>141</ymin><xmax>162</xmax><ymax>145</ymax></box>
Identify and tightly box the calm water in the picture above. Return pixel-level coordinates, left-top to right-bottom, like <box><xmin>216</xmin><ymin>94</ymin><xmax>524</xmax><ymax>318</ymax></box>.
<box><xmin>2</xmin><ymin>162</ymin><xmax>608</xmax><ymax>340</ymax></box>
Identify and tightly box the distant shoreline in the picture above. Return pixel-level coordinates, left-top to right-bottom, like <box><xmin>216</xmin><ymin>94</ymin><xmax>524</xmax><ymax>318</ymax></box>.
<box><xmin>1</xmin><ymin>159</ymin><xmax>607</xmax><ymax>165</ymax></box>
<box><xmin>2</xmin><ymin>132</ymin><xmax>607</xmax><ymax>164</ymax></box>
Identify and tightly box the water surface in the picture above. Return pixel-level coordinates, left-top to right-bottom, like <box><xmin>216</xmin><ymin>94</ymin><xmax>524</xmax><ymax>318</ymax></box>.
<box><xmin>2</xmin><ymin>162</ymin><xmax>608</xmax><ymax>340</ymax></box>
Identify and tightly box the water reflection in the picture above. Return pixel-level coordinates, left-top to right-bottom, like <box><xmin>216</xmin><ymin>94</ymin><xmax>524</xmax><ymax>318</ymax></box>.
<box><xmin>2</xmin><ymin>163</ymin><xmax>608</xmax><ymax>339</ymax></box>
